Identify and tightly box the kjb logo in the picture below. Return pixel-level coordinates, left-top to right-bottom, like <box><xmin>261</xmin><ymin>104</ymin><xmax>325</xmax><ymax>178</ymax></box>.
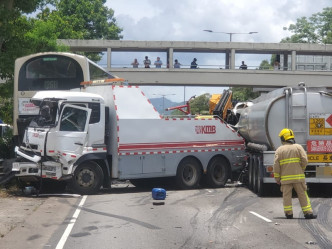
<box><xmin>195</xmin><ymin>125</ymin><xmax>216</xmax><ymax>134</ymax></box>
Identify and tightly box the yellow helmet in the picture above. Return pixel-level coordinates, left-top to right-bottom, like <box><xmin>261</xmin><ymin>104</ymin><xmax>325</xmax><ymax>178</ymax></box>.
<box><xmin>279</xmin><ymin>128</ymin><xmax>295</xmax><ymax>142</ymax></box>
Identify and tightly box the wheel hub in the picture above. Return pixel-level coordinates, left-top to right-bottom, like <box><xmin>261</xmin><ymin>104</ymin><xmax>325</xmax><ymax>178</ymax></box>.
<box><xmin>77</xmin><ymin>169</ymin><xmax>95</xmax><ymax>187</ymax></box>
<box><xmin>183</xmin><ymin>166</ymin><xmax>194</xmax><ymax>181</ymax></box>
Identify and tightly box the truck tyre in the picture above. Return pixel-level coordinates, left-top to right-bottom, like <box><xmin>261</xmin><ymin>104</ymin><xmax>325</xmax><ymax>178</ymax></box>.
<box><xmin>248</xmin><ymin>157</ymin><xmax>254</xmax><ymax>190</ymax></box>
<box><xmin>252</xmin><ymin>157</ymin><xmax>258</xmax><ymax>193</ymax></box>
<box><xmin>176</xmin><ymin>157</ymin><xmax>201</xmax><ymax>189</ymax></box>
<box><xmin>256</xmin><ymin>158</ymin><xmax>273</xmax><ymax>197</ymax></box>
<box><xmin>256</xmin><ymin>158</ymin><xmax>265</xmax><ymax>197</ymax></box>
<box><xmin>72</xmin><ymin>161</ymin><xmax>104</xmax><ymax>195</ymax></box>
<box><xmin>206</xmin><ymin>157</ymin><xmax>229</xmax><ymax>188</ymax></box>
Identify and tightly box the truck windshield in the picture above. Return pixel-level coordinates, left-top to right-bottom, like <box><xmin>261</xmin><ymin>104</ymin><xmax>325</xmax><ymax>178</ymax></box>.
<box><xmin>60</xmin><ymin>106</ymin><xmax>88</xmax><ymax>132</ymax></box>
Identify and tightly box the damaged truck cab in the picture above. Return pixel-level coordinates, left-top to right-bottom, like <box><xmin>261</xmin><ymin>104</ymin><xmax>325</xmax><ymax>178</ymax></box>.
<box><xmin>13</xmin><ymin>91</ymin><xmax>106</xmax><ymax>194</ymax></box>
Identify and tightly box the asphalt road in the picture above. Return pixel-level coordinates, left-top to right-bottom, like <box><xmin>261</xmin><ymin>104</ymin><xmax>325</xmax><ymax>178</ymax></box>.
<box><xmin>0</xmin><ymin>182</ymin><xmax>331</xmax><ymax>249</ymax></box>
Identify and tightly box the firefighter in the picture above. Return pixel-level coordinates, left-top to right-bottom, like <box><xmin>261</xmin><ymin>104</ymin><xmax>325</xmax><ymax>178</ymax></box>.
<box><xmin>273</xmin><ymin>128</ymin><xmax>317</xmax><ymax>219</ymax></box>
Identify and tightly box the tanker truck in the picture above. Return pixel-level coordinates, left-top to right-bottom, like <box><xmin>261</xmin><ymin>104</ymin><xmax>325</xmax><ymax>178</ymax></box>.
<box><xmin>235</xmin><ymin>83</ymin><xmax>332</xmax><ymax>196</ymax></box>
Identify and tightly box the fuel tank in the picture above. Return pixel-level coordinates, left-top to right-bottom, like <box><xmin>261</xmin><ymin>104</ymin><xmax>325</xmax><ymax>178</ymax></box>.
<box><xmin>236</xmin><ymin>85</ymin><xmax>332</xmax><ymax>150</ymax></box>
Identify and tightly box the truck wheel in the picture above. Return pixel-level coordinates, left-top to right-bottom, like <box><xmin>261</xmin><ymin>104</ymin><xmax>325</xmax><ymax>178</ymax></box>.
<box><xmin>72</xmin><ymin>161</ymin><xmax>104</xmax><ymax>195</ymax></box>
<box><xmin>248</xmin><ymin>157</ymin><xmax>254</xmax><ymax>190</ymax></box>
<box><xmin>256</xmin><ymin>159</ymin><xmax>271</xmax><ymax>197</ymax></box>
<box><xmin>252</xmin><ymin>157</ymin><xmax>258</xmax><ymax>193</ymax></box>
<box><xmin>176</xmin><ymin>157</ymin><xmax>201</xmax><ymax>189</ymax></box>
<box><xmin>206</xmin><ymin>157</ymin><xmax>229</xmax><ymax>188</ymax></box>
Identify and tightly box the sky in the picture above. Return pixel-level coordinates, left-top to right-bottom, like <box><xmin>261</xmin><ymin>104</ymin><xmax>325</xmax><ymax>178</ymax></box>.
<box><xmin>104</xmin><ymin>0</ymin><xmax>330</xmax><ymax>103</ymax></box>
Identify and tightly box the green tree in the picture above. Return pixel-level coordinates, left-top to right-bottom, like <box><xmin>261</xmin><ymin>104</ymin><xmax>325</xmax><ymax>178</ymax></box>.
<box><xmin>0</xmin><ymin>82</ymin><xmax>13</xmax><ymax>124</ymax></box>
<box><xmin>0</xmin><ymin>125</ymin><xmax>14</xmax><ymax>159</ymax></box>
<box><xmin>282</xmin><ymin>7</ymin><xmax>332</xmax><ymax>44</ymax></box>
<box><xmin>231</xmin><ymin>87</ymin><xmax>260</xmax><ymax>102</ymax></box>
<box><xmin>189</xmin><ymin>94</ymin><xmax>210</xmax><ymax>115</ymax></box>
<box><xmin>259</xmin><ymin>59</ymin><xmax>272</xmax><ymax>70</ymax></box>
<box><xmin>55</xmin><ymin>0</ymin><xmax>122</xmax><ymax>40</ymax></box>
<box><xmin>0</xmin><ymin>0</ymin><xmax>47</xmax><ymax>80</ymax></box>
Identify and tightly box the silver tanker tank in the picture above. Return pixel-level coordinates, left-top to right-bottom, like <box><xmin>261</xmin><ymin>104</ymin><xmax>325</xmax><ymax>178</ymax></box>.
<box><xmin>236</xmin><ymin>84</ymin><xmax>332</xmax><ymax>151</ymax></box>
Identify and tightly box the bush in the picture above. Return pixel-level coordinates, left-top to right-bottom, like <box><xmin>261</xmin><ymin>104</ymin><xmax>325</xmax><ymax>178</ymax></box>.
<box><xmin>0</xmin><ymin>127</ymin><xmax>14</xmax><ymax>159</ymax></box>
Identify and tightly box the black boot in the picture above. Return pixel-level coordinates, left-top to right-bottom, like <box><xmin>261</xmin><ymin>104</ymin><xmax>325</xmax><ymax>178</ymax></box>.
<box><xmin>285</xmin><ymin>214</ymin><xmax>293</xmax><ymax>219</ymax></box>
<box><xmin>304</xmin><ymin>213</ymin><xmax>317</xmax><ymax>219</ymax></box>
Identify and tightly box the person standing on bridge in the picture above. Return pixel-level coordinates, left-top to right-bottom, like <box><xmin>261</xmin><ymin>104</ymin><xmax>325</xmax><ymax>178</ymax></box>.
<box><xmin>273</xmin><ymin>128</ymin><xmax>317</xmax><ymax>219</ymax></box>
<box><xmin>143</xmin><ymin>56</ymin><xmax>151</xmax><ymax>68</ymax></box>
<box><xmin>131</xmin><ymin>58</ymin><xmax>139</xmax><ymax>68</ymax></box>
<box><xmin>154</xmin><ymin>57</ymin><xmax>163</xmax><ymax>68</ymax></box>
<box><xmin>190</xmin><ymin>58</ymin><xmax>198</xmax><ymax>69</ymax></box>
<box><xmin>239</xmin><ymin>61</ymin><xmax>247</xmax><ymax>69</ymax></box>
<box><xmin>174</xmin><ymin>59</ymin><xmax>181</xmax><ymax>68</ymax></box>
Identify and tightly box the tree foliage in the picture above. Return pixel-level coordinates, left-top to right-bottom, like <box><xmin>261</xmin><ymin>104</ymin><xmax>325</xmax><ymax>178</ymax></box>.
<box><xmin>282</xmin><ymin>7</ymin><xmax>332</xmax><ymax>44</ymax></box>
<box><xmin>190</xmin><ymin>94</ymin><xmax>210</xmax><ymax>115</ymax></box>
<box><xmin>231</xmin><ymin>87</ymin><xmax>260</xmax><ymax>102</ymax></box>
<box><xmin>259</xmin><ymin>59</ymin><xmax>272</xmax><ymax>70</ymax></box>
<box><xmin>41</xmin><ymin>0</ymin><xmax>123</xmax><ymax>61</ymax></box>
<box><xmin>0</xmin><ymin>126</ymin><xmax>14</xmax><ymax>159</ymax></box>
<box><xmin>0</xmin><ymin>0</ymin><xmax>122</xmax><ymax>124</ymax></box>
<box><xmin>55</xmin><ymin>0</ymin><xmax>122</xmax><ymax>40</ymax></box>
<box><xmin>0</xmin><ymin>0</ymin><xmax>46</xmax><ymax>79</ymax></box>
<box><xmin>0</xmin><ymin>0</ymin><xmax>122</xmax><ymax>81</ymax></box>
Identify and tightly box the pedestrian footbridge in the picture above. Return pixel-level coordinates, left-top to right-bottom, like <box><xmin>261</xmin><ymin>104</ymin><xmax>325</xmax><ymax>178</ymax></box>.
<box><xmin>58</xmin><ymin>39</ymin><xmax>332</xmax><ymax>88</ymax></box>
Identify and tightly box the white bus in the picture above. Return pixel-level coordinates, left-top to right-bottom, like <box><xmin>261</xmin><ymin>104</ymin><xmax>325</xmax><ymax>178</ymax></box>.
<box><xmin>13</xmin><ymin>52</ymin><xmax>118</xmax><ymax>142</ymax></box>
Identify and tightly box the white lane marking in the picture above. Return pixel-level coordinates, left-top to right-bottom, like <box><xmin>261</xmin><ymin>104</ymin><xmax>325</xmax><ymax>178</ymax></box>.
<box><xmin>55</xmin><ymin>195</ymin><xmax>88</xmax><ymax>249</ymax></box>
<box><xmin>249</xmin><ymin>211</ymin><xmax>272</xmax><ymax>223</ymax></box>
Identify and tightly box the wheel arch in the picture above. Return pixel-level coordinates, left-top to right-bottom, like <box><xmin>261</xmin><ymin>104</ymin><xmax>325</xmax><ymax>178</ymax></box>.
<box><xmin>178</xmin><ymin>155</ymin><xmax>203</xmax><ymax>174</ymax></box>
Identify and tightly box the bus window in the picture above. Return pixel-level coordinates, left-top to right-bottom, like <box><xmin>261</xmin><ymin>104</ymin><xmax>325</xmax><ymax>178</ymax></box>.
<box><xmin>19</xmin><ymin>55</ymin><xmax>84</xmax><ymax>91</ymax></box>
<box><xmin>89</xmin><ymin>61</ymin><xmax>114</xmax><ymax>81</ymax></box>
<box><xmin>26</xmin><ymin>57</ymin><xmax>77</xmax><ymax>79</ymax></box>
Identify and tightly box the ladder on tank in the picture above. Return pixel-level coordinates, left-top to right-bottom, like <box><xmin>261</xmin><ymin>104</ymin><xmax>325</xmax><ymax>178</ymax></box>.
<box><xmin>286</xmin><ymin>83</ymin><xmax>308</xmax><ymax>149</ymax></box>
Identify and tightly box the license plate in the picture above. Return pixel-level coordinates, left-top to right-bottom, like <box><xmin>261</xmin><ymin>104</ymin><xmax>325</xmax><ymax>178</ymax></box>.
<box><xmin>45</xmin><ymin>171</ymin><xmax>56</xmax><ymax>177</ymax></box>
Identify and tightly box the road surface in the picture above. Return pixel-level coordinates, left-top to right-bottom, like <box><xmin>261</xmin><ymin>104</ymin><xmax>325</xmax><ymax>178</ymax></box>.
<box><xmin>0</xmin><ymin>182</ymin><xmax>331</xmax><ymax>249</ymax></box>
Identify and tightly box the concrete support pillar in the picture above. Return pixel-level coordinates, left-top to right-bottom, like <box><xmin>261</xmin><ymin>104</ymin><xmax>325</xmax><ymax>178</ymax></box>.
<box><xmin>107</xmin><ymin>48</ymin><xmax>112</xmax><ymax>70</ymax></box>
<box><xmin>283</xmin><ymin>53</ymin><xmax>288</xmax><ymax>71</ymax></box>
<box><xmin>230</xmin><ymin>49</ymin><xmax>235</xmax><ymax>69</ymax></box>
<box><xmin>291</xmin><ymin>51</ymin><xmax>296</xmax><ymax>71</ymax></box>
<box><xmin>225</xmin><ymin>50</ymin><xmax>230</xmax><ymax>69</ymax></box>
<box><xmin>168</xmin><ymin>48</ymin><xmax>173</xmax><ymax>68</ymax></box>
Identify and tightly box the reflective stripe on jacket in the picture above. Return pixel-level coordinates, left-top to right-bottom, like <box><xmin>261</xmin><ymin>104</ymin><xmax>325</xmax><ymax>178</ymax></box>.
<box><xmin>273</xmin><ymin>143</ymin><xmax>308</xmax><ymax>184</ymax></box>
